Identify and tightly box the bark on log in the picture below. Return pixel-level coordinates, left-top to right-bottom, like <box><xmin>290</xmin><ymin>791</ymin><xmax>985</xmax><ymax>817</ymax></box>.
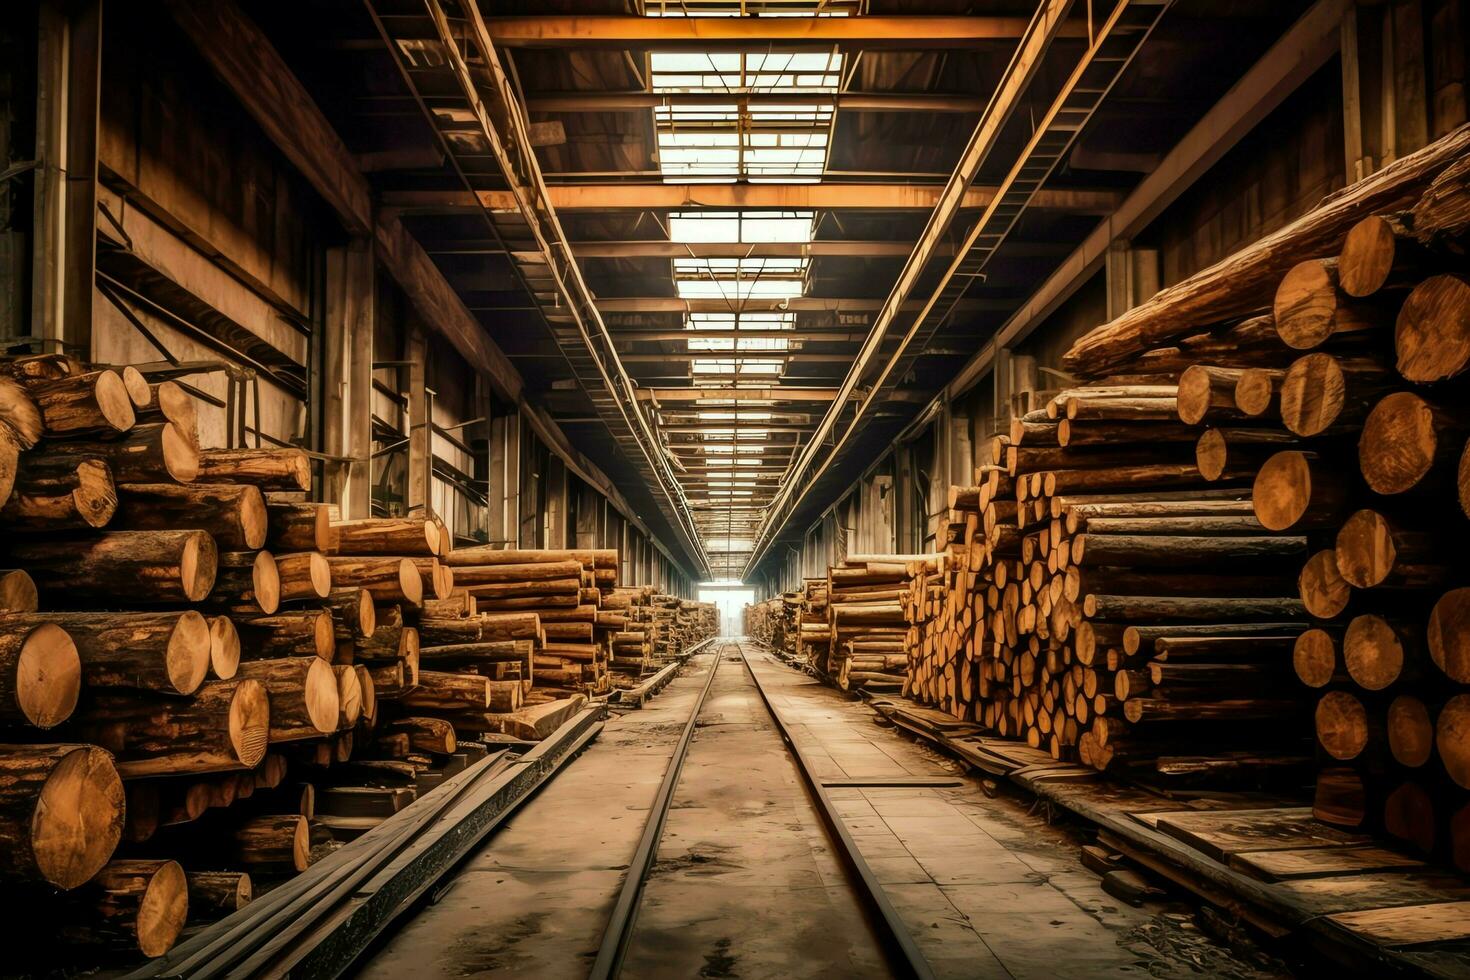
<box><xmin>10</xmin><ymin>529</ymin><xmax>217</xmax><ymax>603</ymax></box>
<box><xmin>1279</xmin><ymin>352</ymin><xmax>1391</xmax><ymax>437</ymax></box>
<box><xmin>1</xmin><ymin>611</ymin><xmax>209</xmax><ymax>697</ymax></box>
<box><xmin>209</xmin><ymin>550</ymin><xmax>280</xmax><ymax>616</ymax></box>
<box><xmin>383</xmin><ymin>717</ymin><xmax>456</xmax><ymax>755</ymax></box>
<box><xmin>400</xmin><ymin>671</ymin><xmax>490</xmax><ymax>712</ymax></box>
<box><xmin>70</xmin><ymin>678</ymin><xmax>270</xmax><ymax>777</ymax></box>
<box><xmin>266</xmin><ymin>502</ymin><xmax>328</xmax><ymax>553</ymax></box>
<box><xmin>1274</xmin><ymin>258</ymin><xmax>1392</xmax><ymax>350</ymax></box>
<box><xmin>186</xmin><ymin>870</ymin><xmax>251</xmax><ymax>922</ymax></box>
<box><xmin>324</xmin><ymin>588</ymin><xmax>375</xmax><ymax>641</ymax></box>
<box><xmin>62</xmin><ymin>859</ymin><xmax>186</xmax><ymax>957</ymax></box>
<box><xmin>235</xmin><ymin>611</ymin><xmax>335</xmax><ymax>661</ymax></box>
<box><xmin>194</xmin><ymin>449</ymin><xmax>310</xmax><ymax>492</ymax></box>
<box><xmin>444</xmin><ymin>547</ymin><xmax>613</xmax><ymax>569</ymax></box>
<box><xmin>1339</xmin><ymin>213</ymin><xmax>1428</xmax><ymax>297</ymax></box>
<box><xmin>27</xmin><ymin>370</ymin><xmax>135</xmax><ymax>438</ymax></box>
<box><xmin>34</xmin><ymin>423</ymin><xmax>197</xmax><ymax>484</ymax></box>
<box><xmin>1252</xmin><ymin>451</ymin><xmax>1350</xmax><ymax>531</ymax></box>
<box><xmin>1334</xmin><ymin>508</ymin><xmax>1443</xmax><ymax>589</ymax></box>
<box><xmin>115</xmin><ymin>482</ymin><xmax>267</xmax><ymax>551</ymax></box>
<box><xmin>328</xmin><ymin>518</ymin><xmax>439</xmax><ymax>557</ymax></box>
<box><xmin>326</xmin><ymin>557</ymin><xmax>422</xmax><ymax>606</ymax></box>
<box><xmin>273</xmin><ymin>552</ymin><xmax>331</xmax><ymax>602</ymax></box>
<box><xmin>0</xmin><ymin>743</ymin><xmax>124</xmax><ymax>888</ymax></box>
<box><xmin>0</xmin><ymin>457</ymin><xmax>116</xmax><ymax>531</ymax></box>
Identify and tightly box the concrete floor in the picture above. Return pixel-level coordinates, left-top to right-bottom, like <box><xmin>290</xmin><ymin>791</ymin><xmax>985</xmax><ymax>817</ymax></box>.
<box><xmin>358</xmin><ymin>642</ymin><xmax>1288</xmax><ymax>979</ymax></box>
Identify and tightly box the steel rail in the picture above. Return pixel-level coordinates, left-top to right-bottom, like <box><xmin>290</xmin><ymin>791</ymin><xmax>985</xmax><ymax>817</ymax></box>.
<box><xmin>736</xmin><ymin>641</ymin><xmax>938</xmax><ymax>980</ymax></box>
<box><xmin>587</xmin><ymin>642</ymin><xmax>727</xmax><ymax>979</ymax></box>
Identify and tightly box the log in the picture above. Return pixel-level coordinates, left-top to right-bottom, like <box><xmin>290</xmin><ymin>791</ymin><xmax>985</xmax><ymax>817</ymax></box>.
<box><xmin>1338</xmin><ymin>213</ymin><xmax>1427</xmax><ymax>297</ymax></box>
<box><xmin>1386</xmin><ymin>694</ymin><xmax>1434</xmax><ymax>769</ymax></box>
<box><xmin>1072</xmin><ymin>533</ymin><xmax>1305</xmax><ymax>568</ymax></box>
<box><xmin>71</xmin><ymin>678</ymin><xmax>270</xmax><ymax>777</ymax></box>
<box><xmin>1316</xmin><ymin>690</ymin><xmax>1374</xmax><ymax>761</ymax></box>
<box><xmin>0</xmin><ymin>457</ymin><xmax>116</xmax><ymax>531</ymax></box>
<box><xmin>208</xmin><ymin>616</ymin><xmax>240</xmax><ymax>680</ymax></box>
<box><xmin>1084</xmin><ymin>595</ymin><xmax>1306</xmax><ymax>622</ymax></box>
<box><xmin>63</xmin><ymin>859</ymin><xmax>187</xmax><ymax>957</ymax></box>
<box><xmin>354</xmin><ymin>622</ymin><xmax>416</xmax><ymax>664</ymax></box>
<box><xmin>1</xmin><ymin>610</ymin><xmax>209</xmax><ymax>697</ymax></box>
<box><xmin>194</xmin><ymin>448</ymin><xmax>310</xmax><ymax>492</ymax></box>
<box><xmin>266</xmin><ymin>502</ymin><xmax>328</xmax><ymax>553</ymax></box>
<box><xmin>400</xmin><ymin>671</ymin><xmax>490</xmax><ymax>712</ymax></box>
<box><xmin>115</xmin><ymin>482</ymin><xmax>267</xmax><ymax>551</ymax></box>
<box><xmin>328</xmin><ymin>518</ymin><xmax>439</xmax><ymax>557</ymax></box>
<box><xmin>1176</xmin><ymin>365</ymin><xmax>1246</xmax><ymax>424</ymax></box>
<box><xmin>1428</xmin><ymin>588</ymin><xmax>1470</xmax><ymax>683</ymax></box>
<box><xmin>1394</xmin><ymin>274</ymin><xmax>1470</xmax><ymax>382</ymax></box>
<box><xmin>9</xmin><ymin>529</ymin><xmax>217</xmax><ymax>603</ymax></box>
<box><xmin>0</xmin><ymin>570</ymin><xmax>36</xmax><ymax>614</ymax></box>
<box><xmin>355</xmin><ymin>663</ymin><xmax>377</xmax><ymax>726</ymax></box>
<box><xmin>1252</xmin><ymin>451</ymin><xmax>1349</xmax><ymax>531</ymax></box>
<box><xmin>449</xmin><ymin>560</ymin><xmax>583</xmax><ymax>586</ymax></box>
<box><xmin>1063</xmin><ymin>125</ymin><xmax>1470</xmax><ymax>373</ymax></box>
<box><xmin>273</xmin><ymin>551</ymin><xmax>331</xmax><ymax>601</ymax></box>
<box><xmin>1273</xmin><ymin>258</ymin><xmax>1392</xmax><ymax>350</ymax></box>
<box><xmin>234</xmin><ymin>658</ymin><xmax>338</xmax><ymax>741</ymax></box>
<box><xmin>1298</xmin><ymin>548</ymin><xmax>1351</xmax><ymax>619</ymax></box>
<box><xmin>0</xmin><ymin>621</ymin><xmax>78</xmax><ymax>727</ymax></box>
<box><xmin>1293</xmin><ymin>629</ymin><xmax>1340</xmax><ymax>688</ymax></box>
<box><xmin>1123</xmin><ymin>699</ymin><xmax>1297</xmax><ymax>724</ymax></box>
<box><xmin>1360</xmin><ymin>391</ymin><xmax>1464</xmax><ymax>495</ymax></box>
<box><xmin>1334</xmin><ymin>508</ymin><xmax>1442</xmax><ymax>589</ymax></box>
<box><xmin>444</xmin><ymin>547</ymin><xmax>613</xmax><ymax>569</ymax></box>
<box><xmin>27</xmin><ymin>369</ymin><xmax>135</xmax><ymax>437</ymax></box>
<box><xmin>0</xmin><ymin>376</ymin><xmax>42</xmax><ymax>448</ymax></box>
<box><xmin>186</xmin><ymin>870</ymin><xmax>251</xmax><ymax>922</ymax></box>
<box><xmin>384</xmin><ymin>717</ymin><xmax>456</xmax><ymax>755</ymax></box>
<box><xmin>1439</xmin><ymin>694</ymin><xmax>1470</xmax><ymax>790</ymax></box>
<box><xmin>34</xmin><ymin>423</ymin><xmax>197</xmax><ymax>483</ymax></box>
<box><xmin>135</xmin><ymin>381</ymin><xmax>197</xmax><ymax>443</ymax></box>
<box><xmin>235</xmin><ymin>611</ymin><xmax>335</xmax><ymax>661</ymax></box>
<box><xmin>210</xmin><ymin>550</ymin><xmax>281</xmax><ymax>616</ymax></box>
<box><xmin>1279</xmin><ymin>352</ymin><xmax>1391</xmax><ymax>437</ymax></box>
<box><xmin>231</xmin><ymin>814</ymin><xmax>309</xmax><ymax>873</ymax></box>
<box><xmin>326</xmin><ymin>557</ymin><xmax>422</xmax><ymax>606</ymax></box>
<box><xmin>324</xmin><ymin>588</ymin><xmax>375</xmax><ymax>641</ymax></box>
<box><xmin>1233</xmin><ymin>367</ymin><xmax>1285</xmax><ymax>418</ymax></box>
<box><xmin>0</xmin><ymin>744</ymin><xmax>124</xmax><ymax>888</ymax></box>
<box><xmin>1343</xmin><ymin>614</ymin><xmax>1417</xmax><ymax>691</ymax></box>
<box><xmin>333</xmin><ymin>664</ymin><xmax>362</xmax><ymax>730</ymax></box>
<box><xmin>479</xmin><ymin>612</ymin><xmax>541</xmax><ymax>642</ymax></box>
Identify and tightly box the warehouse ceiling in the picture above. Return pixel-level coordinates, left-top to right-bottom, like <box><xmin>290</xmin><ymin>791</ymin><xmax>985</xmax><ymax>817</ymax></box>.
<box><xmin>253</xmin><ymin>0</ymin><xmax>1312</xmax><ymax>581</ymax></box>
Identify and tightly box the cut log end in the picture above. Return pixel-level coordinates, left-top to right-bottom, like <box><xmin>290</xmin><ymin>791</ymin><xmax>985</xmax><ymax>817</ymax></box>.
<box><xmin>1293</xmin><ymin>629</ymin><xmax>1337</xmax><ymax>688</ymax></box>
<box><xmin>1315</xmin><ymin>690</ymin><xmax>1369</xmax><ymax>761</ymax></box>
<box><xmin>1234</xmin><ymin>368</ymin><xmax>1278</xmax><ymax>417</ymax></box>
<box><xmin>0</xmin><ymin>570</ymin><xmax>37</xmax><ymax>613</ymax></box>
<box><xmin>208</xmin><ymin>616</ymin><xmax>240</xmax><ymax>680</ymax></box>
<box><xmin>120</xmin><ymin>366</ymin><xmax>150</xmax><ymax>408</ymax></box>
<box><xmin>1274</xmin><ymin>258</ymin><xmax>1338</xmax><ymax>350</ymax></box>
<box><xmin>16</xmin><ymin>623</ymin><xmax>81</xmax><ymax>728</ymax></box>
<box><xmin>1195</xmin><ymin>429</ymin><xmax>1226</xmax><ymax>481</ymax></box>
<box><xmin>1437</xmin><ymin>694</ymin><xmax>1470</xmax><ymax>790</ymax></box>
<box><xmin>168</xmin><ymin>610</ymin><xmax>212</xmax><ymax>696</ymax></box>
<box><xmin>127</xmin><ymin>859</ymin><xmax>189</xmax><ymax>957</ymax></box>
<box><xmin>1280</xmin><ymin>352</ymin><xmax>1345</xmax><ymax>437</ymax></box>
<box><xmin>1339</xmin><ymin>214</ymin><xmax>1399</xmax><ymax>297</ymax></box>
<box><xmin>30</xmin><ymin>745</ymin><xmax>127</xmax><ymax>889</ymax></box>
<box><xmin>180</xmin><ymin>531</ymin><xmax>218</xmax><ymax>603</ymax></box>
<box><xmin>1252</xmin><ymin>451</ymin><xmax>1313</xmax><ymax>531</ymax></box>
<box><xmin>1429</xmin><ymin>588</ymin><xmax>1470</xmax><ymax>683</ymax></box>
<box><xmin>1334</xmin><ymin>509</ymin><xmax>1396</xmax><ymax>589</ymax></box>
<box><xmin>1343</xmin><ymin>614</ymin><xmax>1403</xmax><ymax>691</ymax></box>
<box><xmin>1395</xmin><ymin>274</ymin><xmax>1470</xmax><ymax>382</ymax></box>
<box><xmin>227</xmin><ymin>679</ymin><xmax>271</xmax><ymax>769</ymax></box>
<box><xmin>1388</xmin><ymin>694</ymin><xmax>1433</xmax><ymax>768</ymax></box>
<box><xmin>1299</xmin><ymin>549</ymin><xmax>1351</xmax><ymax>620</ymax></box>
<box><xmin>1360</xmin><ymin>391</ymin><xmax>1447</xmax><ymax>495</ymax></box>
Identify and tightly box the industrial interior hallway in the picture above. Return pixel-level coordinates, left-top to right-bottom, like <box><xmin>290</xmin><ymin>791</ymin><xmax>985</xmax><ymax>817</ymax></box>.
<box><xmin>359</xmin><ymin>642</ymin><xmax>1284</xmax><ymax>979</ymax></box>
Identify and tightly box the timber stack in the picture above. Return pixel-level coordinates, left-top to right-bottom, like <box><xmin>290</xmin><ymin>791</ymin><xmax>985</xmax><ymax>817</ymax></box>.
<box><xmin>0</xmin><ymin>351</ymin><xmax>704</xmax><ymax>964</ymax></box>
<box><xmin>825</xmin><ymin>555</ymin><xmax>938</xmax><ymax>693</ymax></box>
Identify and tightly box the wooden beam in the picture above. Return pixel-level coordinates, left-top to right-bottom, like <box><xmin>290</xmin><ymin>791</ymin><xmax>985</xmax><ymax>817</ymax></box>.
<box><xmin>381</xmin><ymin>184</ymin><xmax>1123</xmax><ymax>213</ymax></box>
<box><xmin>526</xmin><ymin>91</ymin><xmax>987</xmax><ymax>113</ymax></box>
<box><xmin>642</xmin><ymin>388</ymin><xmax>851</xmax><ymax>402</ymax></box>
<box><xmin>484</xmin><ymin>15</ymin><xmax>1083</xmax><ymax>48</ymax></box>
<box><xmin>166</xmin><ymin>0</ymin><xmax>372</xmax><ymax>235</ymax></box>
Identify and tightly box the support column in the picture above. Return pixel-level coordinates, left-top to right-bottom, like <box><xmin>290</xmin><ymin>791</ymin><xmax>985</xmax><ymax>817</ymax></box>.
<box><xmin>323</xmin><ymin>240</ymin><xmax>374</xmax><ymax>519</ymax></box>
<box><xmin>488</xmin><ymin>408</ymin><xmax>519</xmax><ymax>546</ymax></box>
<box><xmin>544</xmin><ymin>456</ymin><xmax>567</xmax><ymax>549</ymax></box>
<box><xmin>405</xmin><ymin>323</ymin><xmax>429</xmax><ymax>514</ymax></box>
<box><xmin>31</xmin><ymin>0</ymin><xmax>101</xmax><ymax>357</ymax></box>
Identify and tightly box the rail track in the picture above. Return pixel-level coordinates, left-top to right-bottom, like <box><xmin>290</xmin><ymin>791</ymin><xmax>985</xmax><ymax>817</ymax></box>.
<box><xmin>588</xmin><ymin>638</ymin><xmax>936</xmax><ymax>980</ymax></box>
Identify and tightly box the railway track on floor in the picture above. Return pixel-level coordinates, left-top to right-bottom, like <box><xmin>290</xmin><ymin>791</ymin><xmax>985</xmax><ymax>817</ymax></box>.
<box><xmin>588</xmin><ymin>638</ymin><xmax>936</xmax><ymax>980</ymax></box>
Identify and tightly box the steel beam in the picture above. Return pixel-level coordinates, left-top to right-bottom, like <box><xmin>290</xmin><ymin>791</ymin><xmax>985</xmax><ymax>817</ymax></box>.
<box><xmin>382</xmin><ymin>184</ymin><xmax>1123</xmax><ymax>214</ymax></box>
<box><xmin>642</xmin><ymin>387</ymin><xmax>846</xmax><ymax>402</ymax></box>
<box><xmin>484</xmin><ymin>15</ymin><xmax>1088</xmax><ymax>47</ymax></box>
<box><xmin>595</xmin><ymin>297</ymin><xmax>1008</xmax><ymax>314</ymax></box>
<box><xmin>525</xmin><ymin>91</ymin><xmax>987</xmax><ymax>113</ymax></box>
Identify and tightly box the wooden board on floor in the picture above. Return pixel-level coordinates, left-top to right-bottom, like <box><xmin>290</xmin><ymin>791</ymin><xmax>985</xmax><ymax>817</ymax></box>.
<box><xmin>1275</xmin><ymin>873</ymin><xmax>1470</xmax><ymax>917</ymax></box>
<box><xmin>1231</xmin><ymin>846</ymin><xmax>1428</xmax><ymax>881</ymax></box>
<box><xmin>1325</xmin><ymin>901</ymin><xmax>1470</xmax><ymax>947</ymax></box>
<box><xmin>1152</xmin><ymin>807</ymin><xmax>1371</xmax><ymax>862</ymax></box>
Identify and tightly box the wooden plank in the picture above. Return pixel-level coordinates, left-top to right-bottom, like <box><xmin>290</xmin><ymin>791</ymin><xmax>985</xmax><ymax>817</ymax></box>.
<box><xmin>1231</xmin><ymin>847</ymin><xmax>1428</xmax><ymax>881</ymax></box>
<box><xmin>1277</xmin><ymin>874</ymin><xmax>1470</xmax><ymax>917</ymax></box>
<box><xmin>1328</xmin><ymin>901</ymin><xmax>1470</xmax><ymax>946</ymax></box>
<box><xmin>1153</xmin><ymin>807</ymin><xmax>1371</xmax><ymax>862</ymax></box>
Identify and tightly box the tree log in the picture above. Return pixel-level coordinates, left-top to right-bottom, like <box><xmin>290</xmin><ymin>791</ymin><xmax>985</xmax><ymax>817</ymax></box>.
<box><xmin>234</xmin><ymin>658</ymin><xmax>338</xmax><ymax>741</ymax></box>
<box><xmin>0</xmin><ymin>744</ymin><xmax>124</xmax><ymax>888</ymax></box>
<box><xmin>266</xmin><ymin>502</ymin><xmax>328</xmax><ymax>553</ymax></box>
<box><xmin>235</xmin><ymin>611</ymin><xmax>334</xmax><ymax>661</ymax></box>
<box><xmin>71</xmin><ymin>678</ymin><xmax>270</xmax><ymax>777</ymax></box>
<box><xmin>326</xmin><ymin>557</ymin><xmax>422</xmax><ymax>606</ymax></box>
<box><xmin>384</xmin><ymin>717</ymin><xmax>456</xmax><ymax>755</ymax></box>
<box><xmin>1395</xmin><ymin>273</ymin><xmax>1470</xmax><ymax>382</ymax></box>
<box><xmin>1</xmin><ymin>611</ymin><xmax>209</xmax><ymax>697</ymax></box>
<box><xmin>194</xmin><ymin>449</ymin><xmax>310</xmax><ymax>492</ymax></box>
<box><xmin>34</xmin><ymin>423</ymin><xmax>197</xmax><ymax>483</ymax></box>
<box><xmin>400</xmin><ymin>671</ymin><xmax>490</xmax><ymax>712</ymax></box>
<box><xmin>324</xmin><ymin>588</ymin><xmax>375</xmax><ymax>641</ymax></box>
<box><xmin>1334</xmin><ymin>508</ymin><xmax>1443</xmax><ymax>589</ymax></box>
<box><xmin>1298</xmin><ymin>549</ymin><xmax>1352</xmax><ymax>619</ymax></box>
<box><xmin>27</xmin><ymin>370</ymin><xmax>135</xmax><ymax>438</ymax></box>
<box><xmin>208</xmin><ymin>616</ymin><xmax>240</xmax><ymax>680</ymax></box>
<box><xmin>62</xmin><ymin>859</ymin><xmax>186</xmax><ymax>957</ymax></box>
<box><xmin>273</xmin><ymin>551</ymin><xmax>331</xmax><ymax>602</ymax></box>
<box><xmin>1428</xmin><ymin>588</ymin><xmax>1470</xmax><ymax>683</ymax></box>
<box><xmin>209</xmin><ymin>550</ymin><xmax>280</xmax><ymax>616</ymax></box>
<box><xmin>10</xmin><ymin>529</ymin><xmax>216</xmax><ymax>603</ymax></box>
<box><xmin>0</xmin><ymin>457</ymin><xmax>116</xmax><ymax>531</ymax></box>
<box><xmin>1360</xmin><ymin>391</ymin><xmax>1464</xmax><ymax>494</ymax></box>
<box><xmin>1252</xmin><ymin>451</ymin><xmax>1350</xmax><ymax>531</ymax></box>
<box><xmin>328</xmin><ymin>518</ymin><xmax>439</xmax><ymax>557</ymax></box>
<box><xmin>186</xmin><ymin>870</ymin><xmax>251</xmax><ymax>922</ymax></box>
<box><xmin>1279</xmin><ymin>352</ymin><xmax>1392</xmax><ymax>437</ymax></box>
<box><xmin>115</xmin><ymin>482</ymin><xmax>267</xmax><ymax>551</ymax></box>
<box><xmin>1274</xmin><ymin>257</ymin><xmax>1393</xmax><ymax>350</ymax></box>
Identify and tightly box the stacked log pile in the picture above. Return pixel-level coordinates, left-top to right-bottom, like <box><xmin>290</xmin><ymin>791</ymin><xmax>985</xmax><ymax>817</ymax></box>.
<box><xmin>903</xmin><ymin>124</ymin><xmax>1470</xmax><ymax>870</ymax></box>
<box><xmin>825</xmin><ymin>556</ymin><xmax>935</xmax><ymax>693</ymax></box>
<box><xmin>744</xmin><ymin>597</ymin><xmax>784</xmax><ymax>649</ymax></box>
<box><xmin>793</xmin><ymin>581</ymin><xmax>826</xmax><ymax>669</ymax></box>
<box><xmin>0</xmin><ymin>352</ymin><xmax>711</xmax><ymax>963</ymax></box>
